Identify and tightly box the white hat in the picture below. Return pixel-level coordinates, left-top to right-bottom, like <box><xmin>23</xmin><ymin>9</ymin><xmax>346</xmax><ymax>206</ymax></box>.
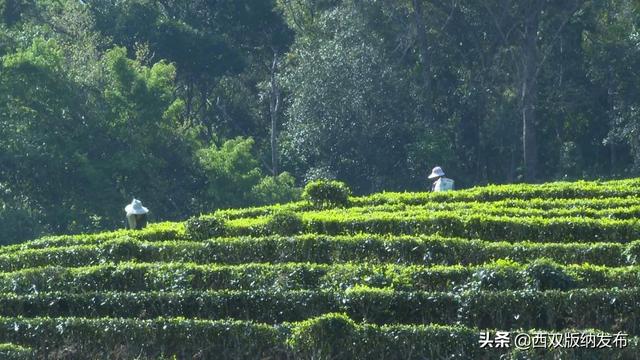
<box><xmin>428</xmin><ymin>166</ymin><xmax>445</xmax><ymax>179</ymax></box>
<box><xmin>125</xmin><ymin>199</ymin><xmax>149</xmax><ymax>215</ymax></box>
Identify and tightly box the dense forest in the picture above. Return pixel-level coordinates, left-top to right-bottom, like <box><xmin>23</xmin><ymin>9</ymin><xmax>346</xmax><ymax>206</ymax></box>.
<box><xmin>1</xmin><ymin>0</ymin><xmax>639</xmax><ymax>244</ymax></box>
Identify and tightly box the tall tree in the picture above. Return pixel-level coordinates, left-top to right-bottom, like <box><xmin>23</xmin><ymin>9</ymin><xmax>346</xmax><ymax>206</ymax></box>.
<box><xmin>269</xmin><ymin>51</ymin><xmax>281</xmax><ymax>177</ymax></box>
<box><xmin>280</xmin><ymin>0</ymin><xmax>419</xmax><ymax>192</ymax></box>
<box><xmin>478</xmin><ymin>0</ymin><xmax>581</xmax><ymax>181</ymax></box>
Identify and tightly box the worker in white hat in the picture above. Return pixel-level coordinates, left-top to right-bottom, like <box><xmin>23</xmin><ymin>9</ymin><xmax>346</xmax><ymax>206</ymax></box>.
<box><xmin>428</xmin><ymin>166</ymin><xmax>455</xmax><ymax>192</ymax></box>
<box><xmin>125</xmin><ymin>198</ymin><xmax>149</xmax><ymax>230</ymax></box>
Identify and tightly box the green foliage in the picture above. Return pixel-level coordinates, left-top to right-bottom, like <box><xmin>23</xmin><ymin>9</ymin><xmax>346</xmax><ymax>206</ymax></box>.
<box><xmin>352</xmin><ymin>178</ymin><xmax>640</xmax><ymax>205</ymax></box>
<box><xmin>0</xmin><ymin>316</ymin><xmax>637</xmax><ymax>359</ymax></box>
<box><xmin>2</xmin><ymin>261</ymin><xmax>638</xmax><ymax>295</ymax></box>
<box><xmin>0</xmin><ymin>233</ymin><xmax>635</xmax><ymax>273</ymax></box>
<box><xmin>280</xmin><ymin>0</ymin><xmax>418</xmax><ymax>192</ymax></box>
<box><xmin>1</xmin><ymin>0</ymin><xmax>640</xmax><ymax>246</ymax></box>
<box><xmin>0</xmin><ymin>343</ymin><xmax>32</xmax><ymax>360</ymax></box>
<box><xmin>4</xmin><ymin>0</ymin><xmax>640</xmax><ymax>356</ymax></box>
<box><xmin>196</xmin><ymin>138</ymin><xmax>302</xmax><ymax>212</ymax></box>
<box><xmin>2</xmin><ymin>175</ymin><xmax>640</xmax><ymax>357</ymax></box>
<box><xmin>0</xmin><ymin>317</ymin><xmax>284</xmax><ymax>359</ymax></box>
<box><xmin>185</xmin><ymin>215</ymin><xmax>227</xmax><ymax>241</ymax></box>
<box><xmin>525</xmin><ymin>258</ymin><xmax>576</xmax><ymax>291</ymax></box>
<box><xmin>0</xmin><ymin>0</ymin><xmax>33</xmax><ymax>25</ymax></box>
<box><xmin>0</xmin><ymin>200</ymin><xmax>44</xmax><ymax>245</ymax></box>
<box><xmin>623</xmin><ymin>240</ymin><xmax>640</xmax><ymax>265</ymax></box>
<box><xmin>250</xmin><ymin>172</ymin><xmax>301</xmax><ymax>206</ymax></box>
<box><xmin>3</xmin><ymin>287</ymin><xmax>640</xmax><ymax>332</ymax></box>
<box><xmin>464</xmin><ymin>263</ymin><xmax>523</xmax><ymax>292</ymax></box>
<box><xmin>197</xmin><ymin>137</ymin><xmax>263</xmax><ymax>208</ymax></box>
<box><xmin>224</xmin><ymin>207</ymin><xmax>640</xmax><ymax>243</ymax></box>
<box><xmin>214</xmin><ymin>187</ymin><xmax>640</xmax><ymax>222</ymax></box>
<box><xmin>0</xmin><ymin>35</ymin><xmax>203</xmax><ymax>245</ymax></box>
<box><xmin>288</xmin><ymin>313</ymin><xmax>358</xmax><ymax>360</ymax></box>
<box><xmin>302</xmin><ymin>179</ymin><xmax>351</xmax><ymax>208</ymax></box>
<box><xmin>0</xmin><ymin>5</ymin><xmax>294</xmax><ymax>245</ymax></box>
<box><xmin>266</xmin><ymin>210</ymin><xmax>304</xmax><ymax>235</ymax></box>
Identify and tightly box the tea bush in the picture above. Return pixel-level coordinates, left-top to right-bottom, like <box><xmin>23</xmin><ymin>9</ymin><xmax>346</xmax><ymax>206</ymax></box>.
<box><xmin>185</xmin><ymin>214</ymin><xmax>227</xmax><ymax>240</ymax></box>
<box><xmin>1</xmin><ymin>178</ymin><xmax>640</xmax><ymax>358</ymax></box>
<box><xmin>302</xmin><ymin>180</ymin><xmax>351</xmax><ymax>208</ymax></box>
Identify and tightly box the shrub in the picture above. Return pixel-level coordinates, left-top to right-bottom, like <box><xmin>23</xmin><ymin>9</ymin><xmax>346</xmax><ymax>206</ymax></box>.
<box><xmin>0</xmin><ymin>343</ymin><xmax>32</xmax><ymax>360</ymax></box>
<box><xmin>250</xmin><ymin>172</ymin><xmax>302</xmax><ymax>206</ymax></box>
<box><xmin>266</xmin><ymin>210</ymin><xmax>305</xmax><ymax>235</ymax></box>
<box><xmin>196</xmin><ymin>137</ymin><xmax>263</xmax><ymax>209</ymax></box>
<box><xmin>525</xmin><ymin>258</ymin><xmax>575</xmax><ymax>291</ymax></box>
<box><xmin>288</xmin><ymin>313</ymin><xmax>359</xmax><ymax>360</ymax></box>
<box><xmin>185</xmin><ymin>214</ymin><xmax>227</xmax><ymax>240</ymax></box>
<box><xmin>623</xmin><ymin>240</ymin><xmax>640</xmax><ymax>265</ymax></box>
<box><xmin>464</xmin><ymin>263</ymin><xmax>523</xmax><ymax>291</ymax></box>
<box><xmin>0</xmin><ymin>235</ymin><xmax>633</xmax><ymax>273</ymax></box>
<box><xmin>0</xmin><ymin>317</ymin><xmax>283</xmax><ymax>359</ymax></box>
<box><xmin>0</xmin><ymin>203</ymin><xmax>45</xmax><ymax>246</ymax></box>
<box><xmin>302</xmin><ymin>180</ymin><xmax>351</xmax><ymax>208</ymax></box>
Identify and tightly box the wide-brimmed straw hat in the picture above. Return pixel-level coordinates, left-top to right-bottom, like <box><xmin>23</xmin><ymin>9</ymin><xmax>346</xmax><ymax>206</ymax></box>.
<box><xmin>125</xmin><ymin>199</ymin><xmax>149</xmax><ymax>215</ymax></box>
<box><xmin>428</xmin><ymin>166</ymin><xmax>445</xmax><ymax>179</ymax></box>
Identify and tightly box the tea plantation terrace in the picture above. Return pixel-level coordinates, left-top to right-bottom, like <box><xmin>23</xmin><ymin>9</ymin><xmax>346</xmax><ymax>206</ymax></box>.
<box><xmin>1</xmin><ymin>178</ymin><xmax>640</xmax><ymax>359</ymax></box>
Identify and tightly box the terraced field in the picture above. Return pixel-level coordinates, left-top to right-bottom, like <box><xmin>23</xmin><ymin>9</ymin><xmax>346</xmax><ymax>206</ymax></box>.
<box><xmin>1</xmin><ymin>179</ymin><xmax>640</xmax><ymax>359</ymax></box>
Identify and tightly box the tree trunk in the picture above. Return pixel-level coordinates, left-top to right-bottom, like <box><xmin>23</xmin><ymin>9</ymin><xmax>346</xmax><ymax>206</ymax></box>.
<box><xmin>508</xmin><ymin>148</ymin><xmax>516</xmax><ymax>183</ymax></box>
<box><xmin>411</xmin><ymin>0</ymin><xmax>436</xmax><ymax>126</ymax></box>
<box><xmin>412</xmin><ymin>0</ymin><xmax>431</xmax><ymax>95</ymax></box>
<box><xmin>269</xmin><ymin>52</ymin><xmax>280</xmax><ymax>177</ymax></box>
<box><xmin>521</xmin><ymin>2</ymin><xmax>540</xmax><ymax>182</ymax></box>
<box><xmin>607</xmin><ymin>66</ymin><xmax>617</xmax><ymax>172</ymax></box>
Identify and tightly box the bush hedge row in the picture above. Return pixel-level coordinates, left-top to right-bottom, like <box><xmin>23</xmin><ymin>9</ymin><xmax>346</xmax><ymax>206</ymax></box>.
<box><xmin>0</xmin><ymin>314</ymin><xmax>638</xmax><ymax>359</ymax></box>
<box><xmin>216</xmin><ymin>180</ymin><xmax>640</xmax><ymax>220</ymax></box>
<box><xmin>351</xmin><ymin>178</ymin><xmax>640</xmax><ymax>205</ymax></box>
<box><xmin>8</xmin><ymin>208</ymin><xmax>638</xmax><ymax>248</ymax></box>
<box><xmin>210</xmin><ymin>182</ymin><xmax>640</xmax><ymax>224</ymax></box>
<box><xmin>338</xmin><ymin>202</ymin><xmax>640</xmax><ymax>220</ymax></box>
<box><xmin>1</xmin><ymin>260</ymin><xmax>639</xmax><ymax>294</ymax></box>
<box><xmin>219</xmin><ymin>212</ymin><xmax>640</xmax><ymax>243</ymax></box>
<box><xmin>0</xmin><ymin>317</ymin><xmax>284</xmax><ymax>360</ymax></box>
<box><xmin>0</xmin><ymin>288</ymin><xmax>639</xmax><ymax>334</ymax></box>
<box><xmin>0</xmin><ymin>235</ymin><xmax>636</xmax><ymax>272</ymax></box>
<box><xmin>214</xmin><ymin>196</ymin><xmax>640</xmax><ymax>226</ymax></box>
<box><xmin>3</xmin><ymin>180</ymin><xmax>637</xmax><ymax>249</ymax></box>
<box><xmin>288</xmin><ymin>313</ymin><xmax>640</xmax><ymax>360</ymax></box>
<box><xmin>294</xmin><ymin>212</ymin><xmax>640</xmax><ymax>243</ymax></box>
<box><xmin>0</xmin><ymin>343</ymin><xmax>32</xmax><ymax>360</ymax></box>
<box><xmin>0</xmin><ymin>222</ymin><xmax>186</xmax><ymax>255</ymax></box>
<box><xmin>482</xmin><ymin>196</ymin><xmax>640</xmax><ymax>210</ymax></box>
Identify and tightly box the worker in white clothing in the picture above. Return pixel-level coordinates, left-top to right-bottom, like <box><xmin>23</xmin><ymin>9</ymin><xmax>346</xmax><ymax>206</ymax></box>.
<box><xmin>428</xmin><ymin>166</ymin><xmax>455</xmax><ymax>192</ymax></box>
<box><xmin>125</xmin><ymin>198</ymin><xmax>149</xmax><ymax>230</ymax></box>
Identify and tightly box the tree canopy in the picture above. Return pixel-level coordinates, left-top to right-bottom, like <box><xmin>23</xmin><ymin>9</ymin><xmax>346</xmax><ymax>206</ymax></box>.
<box><xmin>1</xmin><ymin>0</ymin><xmax>639</xmax><ymax>244</ymax></box>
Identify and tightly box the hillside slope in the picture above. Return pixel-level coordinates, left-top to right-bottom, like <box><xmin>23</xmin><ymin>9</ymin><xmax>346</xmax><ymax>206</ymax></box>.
<box><xmin>1</xmin><ymin>179</ymin><xmax>640</xmax><ymax>359</ymax></box>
